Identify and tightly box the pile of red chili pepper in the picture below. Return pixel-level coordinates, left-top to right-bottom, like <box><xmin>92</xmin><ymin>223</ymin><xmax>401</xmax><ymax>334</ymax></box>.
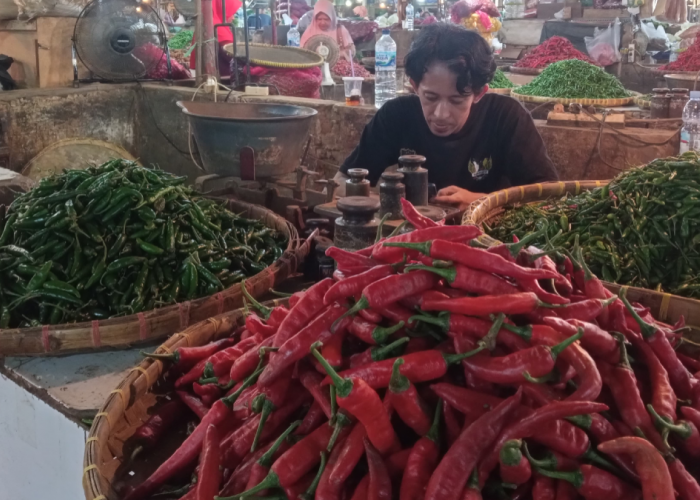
<box><xmin>515</xmin><ymin>36</ymin><xmax>596</xmax><ymax>69</ymax></box>
<box><xmin>661</xmin><ymin>36</ymin><xmax>700</xmax><ymax>71</ymax></box>
<box><xmin>121</xmin><ymin>198</ymin><xmax>700</xmax><ymax>500</ymax></box>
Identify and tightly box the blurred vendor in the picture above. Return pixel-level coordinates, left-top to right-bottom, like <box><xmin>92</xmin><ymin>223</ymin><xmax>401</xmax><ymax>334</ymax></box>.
<box><xmin>301</xmin><ymin>0</ymin><xmax>355</xmax><ymax>61</ymax></box>
<box><xmin>335</xmin><ymin>23</ymin><xmax>558</xmax><ymax>209</ymax></box>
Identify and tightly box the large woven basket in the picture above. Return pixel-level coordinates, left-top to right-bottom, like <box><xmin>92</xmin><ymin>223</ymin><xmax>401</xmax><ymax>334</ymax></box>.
<box><xmin>508</xmin><ymin>66</ymin><xmax>544</xmax><ymax>76</ymax></box>
<box><xmin>463</xmin><ymin>180</ymin><xmax>700</xmax><ymax>338</ymax></box>
<box><xmin>488</xmin><ymin>87</ymin><xmax>512</xmax><ymax>95</ymax></box>
<box><xmin>510</xmin><ymin>90</ymin><xmax>634</xmax><ymax>107</ymax></box>
<box><xmin>0</xmin><ymin>198</ymin><xmax>310</xmax><ymax>356</ymax></box>
<box><xmin>82</xmin><ymin>299</ymin><xmax>288</xmax><ymax>500</ymax></box>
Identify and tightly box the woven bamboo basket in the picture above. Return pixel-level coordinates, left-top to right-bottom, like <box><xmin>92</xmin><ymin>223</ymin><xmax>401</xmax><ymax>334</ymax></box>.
<box><xmin>508</xmin><ymin>66</ymin><xmax>544</xmax><ymax>76</ymax></box>
<box><xmin>488</xmin><ymin>87</ymin><xmax>512</xmax><ymax>95</ymax></box>
<box><xmin>463</xmin><ymin>181</ymin><xmax>700</xmax><ymax>338</ymax></box>
<box><xmin>510</xmin><ymin>90</ymin><xmax>634</xmax><ymax>107</ymax></box>
<box><xmin>82</xmin><ymin>299</ymin><xmax>288</xmax><ymax>500</ymax></box>
<box><xmin>0</xmin><ymin>198</ymin><xmax>310</xmax><ymax>356</ymax></box>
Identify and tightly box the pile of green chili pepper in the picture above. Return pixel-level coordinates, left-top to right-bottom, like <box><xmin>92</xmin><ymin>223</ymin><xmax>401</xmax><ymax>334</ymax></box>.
<box><xmin>517</xmin><ymin>59</ymin><xmax>629</xmax><ymax>99</ymax></box>
<box><xmin>490</xmin><ymin>69</ymin><xmax>515</xmax><ymax>89</ymax></box>
<box><xmin>0</xmin><ymin>159</ymin><xmax>287</xmax><ymax>328</ymax></box>
<box><xmin>484</xmin><ymin>151</ymin><xmax>700</xmax><ymax>297</ymax></box>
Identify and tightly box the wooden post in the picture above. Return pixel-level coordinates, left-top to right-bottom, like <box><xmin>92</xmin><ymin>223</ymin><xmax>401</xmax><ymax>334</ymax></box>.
<box><xmin>195</xmin><ymin>0</ymin><xmax>204</xmax><ymax>85</ymax></box>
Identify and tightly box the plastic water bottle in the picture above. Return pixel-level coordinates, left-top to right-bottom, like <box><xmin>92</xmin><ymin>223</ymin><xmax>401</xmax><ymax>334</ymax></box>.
<box><xmin>681</xmin><ymin>91</ymin><xmax>700</xmax><ymax>153</ymax></box>
<box><xmin>405</xmin><ymin>3</ymin><xmax>414</xmax><ymax>30</ymax></box>
<box><xmin>375</xmin><ymin>29</ymin><xmax>397</xmax><ymax>109</ymax></box>
<box><xmin>287</xmin><ymin>25</ymin><xmax>300</xmax><ymax>47</ymax></box>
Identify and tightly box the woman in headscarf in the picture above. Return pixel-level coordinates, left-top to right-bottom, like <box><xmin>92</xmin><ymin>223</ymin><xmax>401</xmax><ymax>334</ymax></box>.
<box><xmin>300</xmin><ymin>0</ymin><xmax>355</xmax><ymax>61</ymax></box>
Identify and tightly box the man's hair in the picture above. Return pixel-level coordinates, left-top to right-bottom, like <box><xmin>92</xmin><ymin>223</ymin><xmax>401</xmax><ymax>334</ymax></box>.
<box><xmin>404</xmin><ymin>23</ymin><xmax>496</xmax><ymax>95</ymax></box>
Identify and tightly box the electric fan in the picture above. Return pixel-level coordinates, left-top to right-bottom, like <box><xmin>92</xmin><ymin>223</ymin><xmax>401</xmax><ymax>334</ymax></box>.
<box><xmin>173</xmin><ymin>0</ymin><xmax>195</xmax><ymax>18</ymax></box>
<box><xmin>303</xmin><ymin>34</ymin><xmax>340</xmax><ymax>68</ymax></box>
<box><xmin>72</xmin><ymin>0</ymin><xmax>170</xmax><ymax>82</ymax></box>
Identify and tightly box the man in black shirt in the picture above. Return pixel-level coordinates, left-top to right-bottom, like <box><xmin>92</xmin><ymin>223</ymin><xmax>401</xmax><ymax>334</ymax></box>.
<box><xmin>336</xmin><ymin>23</ymin><xmax>558</xmax><ymax>209</ymax></box>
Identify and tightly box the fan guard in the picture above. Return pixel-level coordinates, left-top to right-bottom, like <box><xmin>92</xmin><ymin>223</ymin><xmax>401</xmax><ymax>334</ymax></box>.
<box><xmin>304</xmin><ymin>34</ymin><xmax>340</xmax><ymax>68</ymax></box>
<box><xmin>73</xmin><ymin>0</ymin><xmax>166</xmax><ymax>80</ymax></box>
<box><xmin>173</xmin><ymin>0</ymin><xmax>195</xmax><ymax>18</ymax></box>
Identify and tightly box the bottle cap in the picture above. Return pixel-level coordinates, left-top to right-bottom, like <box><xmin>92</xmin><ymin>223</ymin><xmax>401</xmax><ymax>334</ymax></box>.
<box><xmin>691</xmin><ymin>91</ymin><xmax>700</xmax><ymax>99</ymax></box>
<box><xmin>382</xmin><ymin>29</ymin><xmax>390</xmax><ymax>35</ymax></box>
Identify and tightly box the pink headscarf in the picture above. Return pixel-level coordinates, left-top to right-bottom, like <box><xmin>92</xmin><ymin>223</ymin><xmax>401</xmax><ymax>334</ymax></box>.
<box><xmin>300</xmin><ymin>0</ymin><xmax>354</xmax><ymax>51</ymax></box>
<box><xmin>353</xmin><ymin>5</ymin><xmax>368</xmax><ymax>17</ymax></box>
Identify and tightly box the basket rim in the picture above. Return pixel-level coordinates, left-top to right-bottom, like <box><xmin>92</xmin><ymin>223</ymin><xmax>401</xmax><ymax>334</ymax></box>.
<box><xmin>221</xmin><ymin>43</ymin><xmax>324</xmax><ymax>69</ymax></box>
<box><xmin>510</xmin><ymin>90</ymin><xmax>634</xmax><ymax>106</ymax></box>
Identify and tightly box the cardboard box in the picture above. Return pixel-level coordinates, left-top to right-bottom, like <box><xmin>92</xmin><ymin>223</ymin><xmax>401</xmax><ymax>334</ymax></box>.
<box><xmin>536</xmin><ymin>2</ymin><xmax>583</xmax><ymax>19</ymax></box>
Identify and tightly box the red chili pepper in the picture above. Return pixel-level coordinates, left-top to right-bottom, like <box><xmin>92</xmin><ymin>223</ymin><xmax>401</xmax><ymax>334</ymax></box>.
<box><xmin>267</xmin><ymin>305</ymin><xmax>289</xmax><ymax>328</ymax></box>
<box><xmin>176</xmin><ymin>337</ymin><xmax>259</xmax><ymax>387</ymax></box>
<box><xmin>372</xmin><ymin>225</ymin><xmax>482</xmax><ymax>263</ymax></box>
<box><xmin>598</xmin><ymin>437</ymin><xmax>674</xmax><ymax>500</ymax></box>
<box><xmin>630</xmin><ymin>336</ymin><xmax>677</xmax><ymax>422</ymax></box>
<box><xmin>597</xmin><ymin>341</ymin><xmax>666</xmax><ymax>451</ymax></box>
<box><xmin>521</xmin><ymin>381</ymin><xmax>565</xmax><ymax>406</ymax></box>
<box><xmin>321</xmin><ymin>423</ymin><xmax>367</xmax><ymax>498</ymax></box>
<box><xmin>142</xmin><ymin>337</ymin><xmax>236</xmax><ymax>367</ymax></box>
<box><xmin>350</xmin><ymin>475</ymin><xmax>370</xmax><ymax>500</ymax></box>
<box><xmin>443</xmin><ymin>399</ymin><xmax>463</xmax><ymax>445</ymax></box>
<box><xmin>386</xmin><ymin>358</ymin><xmax>431</xmax><ymax>435</ymax></box>
<box><xmin>566</xmin><ymin>413</ymin><xmax>619</xmax><ymax>444</ymax></box>
<box><xmin>245</xmin><ymin>421</ymin><xmax>300</xmax><ymax>495</ymax></box>
<box><xmin>400</xmin><ymin>402</ymin><xmax>441</xmax><ymax>500</ymax></box>
<box><xmin>406</xmin><ymin>262</ymin><xmax>519</xmax><ymax>296</ymax></box>
<box><xmin>245</xmin><ymin>314</ymin><xmax>277</xmax><ymax>339</ymax></box>
<box><xmin>289</xmin><ymin>291</ymin><xmax>305</xmax><ymax>308</ymax></box>
<box><xmin>272</xmin><ymin>278</ymin><xmax>334</xmax><ymax>348</ymax></box>
<box><xmin>461</xmin><ymin>472</ymin><xmax>483</xmax><ymax>500</ymax></box>
<box><xmin>533</xmin><ymin>473</ymin><xmax>557</xmax><ymax>500</ymax></box>
<box><xmin>297</xmin><ymin>400</ymin><xmax>327</xmax><ymax>436</ymax></box>
<box><xmin>413</xmin><ymin>312</ymin><xmax>528</xmax><ymax>351</ymax></box>
<box><xmin>453</xmin><ymin>334</ymin><xmax>496</xmax><ymax>394</ymax></box>
<box><xmin>124</xmin><ymin>367</ymin><xmax>262</xmax><ymax>500</ymax></box>
<box><xmin>518</xmin><ymin>277</ymin><xmax>571</xmax><ymax>305</ymax></box>
<box><xmin>381</xmin><ymin>302</ymin><xmax>418</xmax><ymax>327</ymax></box>
<box><xmin>542</xmin><ymin>316</ymin><xmax>618</xmax><ymax>361</ymax></box>
<box><xmin>298</xmin><ymin>367</ymin><xmax>333</xmax><ymax>419</ymax></box>
<box><xmin>176</xmin><ymin>391</ymin><xmax>208</xmax><ymax>420</ymax></box>
<box><xmin>349</xmin><ymin>336</ymin><xmax>410</xmax><ymax>368</ymax></box>
<box><xmin>522</xmin><ymin>442</ymin><xmax>579</xmax><ymax>472</ymax></box>
<box><xmin>530</xmin><ymin>419</ymin><xmax>604</xmax><ymax>465</ymax></box>
<box><xmin>311</xmin><ymin>344</ymin><xmax>398</xmax><ymax>454</ymax></box>
<box><xmin>340</xmin><ymin>270</ymin><xmax>439</xmax><ymax>322</ymax></box>
<box><xmin>322</xmin><ymin>322</ymin><xmax>348</xmax><ymax>368</ymax></box>
<box><xmin>422</xmin><ymin>291</ymin><xmax>547</xmax><ymax>316</ymax></box>
<box><xmin>536</xmin><ymin>464</ymin><xmax>639</xmax><ymax>500</ymax></box>
<box><xmin>365</xmin><ymin>438</ymin><xmax>392</xmax><ymax>500</ymax></box>
<box><xmin>667</xmin><ymin>458</ymin><xmax>700</xmax><ymax>500</ymax></box>
<box><xmin>219</xmin><ymin>444</ymin><xmax>270</xmax><ymax>496</ymax></box>
<box><xmin>528</xmin><ymin>249</ymin><xmax>574</xmax><ymax>296</ymax></box>
<box><xmin>430</xmin><ymin>383</ymin><xmax>507</xmax><ymax>420</ymax></box>
<box><xmin>647</xmin><ymin>404</ymin><xmax>700</xmax><ymax>458</ymax></box>
<box><xmin>193</xmin><ymin>382</ymin><xmax>222</xmax><ymax>402</ymax></box>
<box><xmin>386</xmin><ymin>448</ymin><xmax>411</xmax><ymax>478</ymax></box>
<box><xmin>194</xmin><ymin>424</ymin><xmax>220</xmax><ymax>500</ymax></box>
<box><xmin>462</xmin><ymin>329</ymin><xmax>583</xmax><ymax>385</ymax></box>
<box><xmin>620</xmin><ymin>290</ymin><xmax>695</xmax><ymax>400</ymax></box>
<box><xmin>326</xmin><ymin>246</ymin><xmax>376</xmax><ymax>271</ymax></box>
<box><xmin>324</xmin><ymin>344</ymin><xmax>487</xmax><ymax>389</ymax></box>
<box><xmin>359</xmin><ymin>308</ymin><xmax>384</xmax><ymax>323</ymax></box>
<box><xmin>248</xmin><ymin>373</ymin><xmax>293</xmax><ymax>452</ymax></box>
<box><xmin>225</xmin><ymin>418</ymin><xmax>342</xmax><ymax>499</ymax></box>
<box><xmin>400</xmin><ymin>198</ymin><xmax>440</xmax><ymax>229</ymax></box>
<box><xmin>678</xmin><ymin>352</ymin><xmax>700</xmax><ymax>373</ymax></box>
<box><xmin>550</xmin><ymin>296</ymin><xmax>617</xmax><ymax>322</ymax></box>
<box><xmin>499</xmin><ymin>440</ymin><xmax>532</xmax><ymax>486</ymax></box>
<box><xmin>130</xmin><ymin>399</ymin><xmax>185</xmax><ymax>456</ymax></box>
<box><xmin>556</xmin><ymin>479</ymin><xmax>578</xmax><ymax>500</ymax></box>
<box><xmin>384</xmin><ymin>239</ymin><xmax>559</xmax><ymax>281</ymax></box>
<box><xmin>423</xmin><ymin>388</ymin><xmax>523</xmax><ymax>500</ymax></box>
<box><xmin>324</xmin><ymin>265</ymin><xmax>396</xmax><ymax>306</ymax></box>
<box><xmin>478</xmin><ymin>401</ymin><xmax>609</xmax><ymax>484</ymax></box>
<box><xmin>229</xmin><ymin>337</ymin><xmax>276</xmax><ymax>382</ymax></box>
<box><xmin>349</xmin><ymin>316</ymin><xmax>404</xmax><ymax>345</ymax></box>
<box><xmin>259</xmin><ymin>303</ymin><xmax>348</xmax><ymax>386</ymax></box>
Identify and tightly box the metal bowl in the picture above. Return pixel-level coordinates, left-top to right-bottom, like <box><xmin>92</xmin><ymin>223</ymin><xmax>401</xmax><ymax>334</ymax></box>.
<box><xmin>664</xmin><ymin>73</ymin><xmax>700</xmax><ymax>91</ymax></box>
<box><xmin>178</xmin><ymin>101</ymin><xmax>318</xmax><ymax>179</ymax></box>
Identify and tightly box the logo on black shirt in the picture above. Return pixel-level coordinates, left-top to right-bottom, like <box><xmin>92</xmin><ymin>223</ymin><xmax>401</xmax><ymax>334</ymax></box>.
<box><xmin>468</xmin><ymin>157</ymin><xmax>493</xmax><ymax>180</ymax></box>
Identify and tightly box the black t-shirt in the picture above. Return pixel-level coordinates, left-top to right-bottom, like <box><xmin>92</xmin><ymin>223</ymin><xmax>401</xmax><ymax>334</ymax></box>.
<box><xmin>340</xmin><ymin>93</ymin><xmax>558</xmax><ymax>192</ymax></box>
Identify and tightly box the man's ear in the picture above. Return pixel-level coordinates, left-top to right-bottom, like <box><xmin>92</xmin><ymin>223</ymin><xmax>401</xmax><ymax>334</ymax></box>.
<box><xmin>410</xmin><ymin>78</ymin><xmax>419</xmax><ymax>93</ymax></box>
<box><xmin>473</xmin><ymin>84</ymin><xmax>489</xmax><ymax>103</ymax></box>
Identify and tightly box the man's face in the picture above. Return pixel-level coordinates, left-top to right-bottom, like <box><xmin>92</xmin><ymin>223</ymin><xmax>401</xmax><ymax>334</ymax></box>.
<box><xmin>411</xmin><ymin>61</ymin><xmax>488</xmax><ymax>137</ymax></box>
<box><xmin>316</xmin><ymin>12</ymin><xmax>332</xmax><ymax>31</ymax></box>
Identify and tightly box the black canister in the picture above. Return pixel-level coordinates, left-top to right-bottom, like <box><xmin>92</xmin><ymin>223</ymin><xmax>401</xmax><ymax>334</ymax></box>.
<box><xmin>398</xmin><ymin>155</ymin><xmax>429</xmax><ymax>206</ymax></box>
<box><xmin>670</xmin><ymin>88</ymin><xmax>690</xmax><ymax>119</ymax></box>
<box><xmin>345</xmin><ymin>168</ymin><xmax>371</xmax><ymax>197</ymax></box>
<box><xmin>314</xmin><ymin>236</ymin><xmax>336</xmax><ymax>280</ymax></box>
<box><xmin>379</xmin><ymin>172</ymin><xmax>405</xmax><ymax>220</ymax></box>
<box><xmin>651</xmin><ymin>87</ymin><xmax>671</xmax><ymax>119</ymax></box>
<box><xmin>334</xmin><ymin>196</ymin><xmax>380</xmax><ymax>251</ymax></box>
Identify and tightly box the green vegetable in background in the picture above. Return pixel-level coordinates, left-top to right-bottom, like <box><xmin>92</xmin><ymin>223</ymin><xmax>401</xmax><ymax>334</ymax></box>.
<box><xmin>484</xmin><ymin>152</ymin><xmax>700</xmax><ymax>298</ymax></box>
<box><xmin>168</xmin><ymin>30</ymin><xmax>194</xmax><ymax>50</ymax></box>
<box><xmin>517</xmin><ymin>59</ymin><xmax>629</xmax><ymax>99</ymax></box>
<box><xmin>490</xmin><ymin>69</ymin><xmax>515</xmax><ymax>89</ymax></box>
<box><xmin>0</xmin><ymin>159</ymin><xmax>287</xmax><ymax>328</ymax></box>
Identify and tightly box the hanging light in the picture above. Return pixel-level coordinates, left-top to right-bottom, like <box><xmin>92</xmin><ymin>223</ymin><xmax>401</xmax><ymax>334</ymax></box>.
<box><xmin>345</xmin><ymin>0</ymin><xmax>352</xmax><ymax>6</ymax></box>
<box><xmin>380</xmin><ymin>2</ymin><xmax>385</xmax><ymax>7</ymax></box>
<box><xmin>136</xmin><ymin>6</ymin><xmax>142</xmax><ymax>11</ymax></box>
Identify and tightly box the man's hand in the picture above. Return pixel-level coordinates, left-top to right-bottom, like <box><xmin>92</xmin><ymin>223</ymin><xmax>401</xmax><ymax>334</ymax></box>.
<box><xmin>434</xmin><ymin>186</ymin><xmax>483</xmax><ymax>210</ymax></box>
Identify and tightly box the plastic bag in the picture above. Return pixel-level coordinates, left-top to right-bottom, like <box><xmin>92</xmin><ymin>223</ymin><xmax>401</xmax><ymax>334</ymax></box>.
<box><xmin>584</xmin><ymin>18</ymin><xmax>621</xmax><ymax>66</ymax></box>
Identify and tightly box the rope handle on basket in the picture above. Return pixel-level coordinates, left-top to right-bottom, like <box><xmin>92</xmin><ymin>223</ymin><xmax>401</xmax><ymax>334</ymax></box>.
<box><xmin>93</xmin><ymin>412</ymin><xmax>112</xmax><ymax>428</ymax></box>
<box><xmin>130</xmin><ymin>366</ymin><xmax>153</xmax><ymax>388</ymax></box>
<box><xmin>110</xmin><ymin>389</ymin><xmax>128</xmax><ymax>409</ymax></box>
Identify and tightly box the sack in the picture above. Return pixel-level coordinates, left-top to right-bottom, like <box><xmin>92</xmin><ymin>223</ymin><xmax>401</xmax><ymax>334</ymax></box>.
<box><xmin>246</xmin><ymin>66</ymin><xmax>322</xmax><ymax>98</ymax></box>
<box><xmin>584</xmin><ymin>18</ymin><xmax>621</xmax><ymax>66</ymax></box>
